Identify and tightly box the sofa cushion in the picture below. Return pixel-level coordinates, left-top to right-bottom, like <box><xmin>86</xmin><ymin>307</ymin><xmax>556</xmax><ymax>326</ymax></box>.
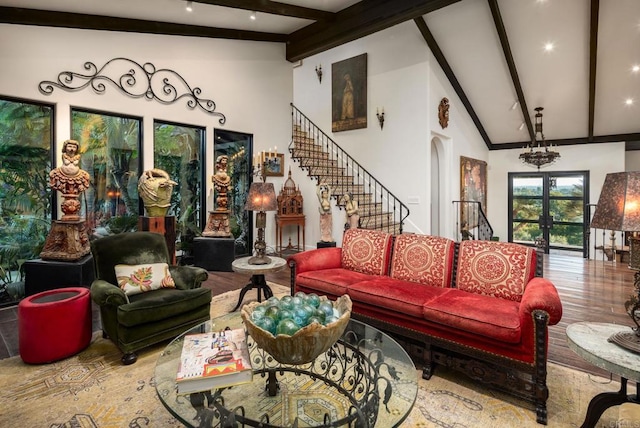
<box><xmin>390</xmin><ymin>234</ymin><xmax>455</xmax><ymax>288</ymax></box>
<box><xmin>341</xmin><ymin>228</ymin><xmax>393</xmax><ymax>276</ymax></box>
<box><xmin>296</xmin><ymin>268</ymin><xmax>374</xmax><ymax>297</ymax></box>
<box><xmin>118</xmin><ymin>287</ymin><xmax>211</xmax><ymax>327</ymax></box>
<box><xmin>348</xmin><ymin>278</ymin><xmax>450</xmax><ymax>318</ymax></box>
<box><xmin>423</xmin><ymin>288</ymin><xmax>521</xmax><ymax>343</ymax></box>
<box><xmin>455</xmin><ymin>240</ymin><xmax>536</xmax><ymax>302</ymax></box>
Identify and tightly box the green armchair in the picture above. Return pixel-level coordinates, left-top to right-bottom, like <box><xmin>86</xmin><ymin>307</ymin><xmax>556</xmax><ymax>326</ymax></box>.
<box><xmin>90</xmin><ymin>232</ymin><xmax>211</xmax><ymax>364</ymax></box>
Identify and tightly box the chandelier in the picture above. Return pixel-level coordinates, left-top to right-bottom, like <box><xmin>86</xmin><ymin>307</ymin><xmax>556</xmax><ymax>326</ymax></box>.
<box><xmin>519</xmin><ymin>107</ymin><xmax>560</xmax><ymax>169</ymax></box>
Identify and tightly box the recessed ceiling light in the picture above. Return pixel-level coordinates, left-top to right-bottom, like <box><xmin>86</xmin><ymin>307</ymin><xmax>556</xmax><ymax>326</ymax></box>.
<box><xmin>626</xmin><ymin>98</ymin><xmax>634</xmax><ymax>106</ymax></box>
<box><xmin>544</xmin><ymin>42</ymin><xmax>555</xmax><ymax>52</ymax></box>
<box><xmin>632</xmin><ymin>65</ymin><xmax>640</xmax><ymax>73</ymax></box>
<box><xmin>250</xmin><ymin>11</ymin><xmax>257</xmax><ymax>20</ymax></box>
<box><xmin>185</xmin><ymin>1</ymin><xmax>193</xmax><ymax>12</ymax></box>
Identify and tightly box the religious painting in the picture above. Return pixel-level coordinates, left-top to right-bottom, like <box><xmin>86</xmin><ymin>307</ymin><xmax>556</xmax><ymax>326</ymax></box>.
<box><xmin>331</xmin><ymin>53</ymin><xmax>367</xmax><ymax>132</ymax></box>
<box><xmin>460</xmin><ymin>156</ymin><xmax>487</xmax><ymax>230</ymax></box>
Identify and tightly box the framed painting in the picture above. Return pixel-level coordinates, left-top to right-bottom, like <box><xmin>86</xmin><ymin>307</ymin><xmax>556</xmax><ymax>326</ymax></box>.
<box><xmin>331</xmin><ymin>53</ymin><xmax>367</xmax><ymax>132</ymax></box>
<box><xmin>264</xmin><ymin>153</ymin><xmax>284</xmax><ymax>177</ymax></box>
<box><xmin>460</xmin><ymin>156</ymin><xmax>487</xmax><ymax>229</ymax></box>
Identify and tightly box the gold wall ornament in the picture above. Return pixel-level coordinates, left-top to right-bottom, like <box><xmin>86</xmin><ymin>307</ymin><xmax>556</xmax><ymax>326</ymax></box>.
<box><xmin>438</xmin><ymin>97</ymin><xmax>450</xmax><ymax>129</ymax></box>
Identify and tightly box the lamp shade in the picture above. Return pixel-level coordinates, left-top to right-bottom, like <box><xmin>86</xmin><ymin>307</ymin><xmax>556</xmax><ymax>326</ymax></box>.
<box><xmin>591</xmin><ymin>171</ymin><xmax>640</xmax><ymax>231</ymax></box>
<box><xmin>245</xmin><ymin>182</ymin><xmax>277</xmax><ymax>212</ymax></box>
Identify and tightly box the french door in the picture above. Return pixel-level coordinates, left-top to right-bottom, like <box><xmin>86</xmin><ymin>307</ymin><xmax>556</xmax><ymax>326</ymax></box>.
<box><xmin>508</xmin><ymin>171</ymin><xmax>589</xmax><ymax>255</ymax></box>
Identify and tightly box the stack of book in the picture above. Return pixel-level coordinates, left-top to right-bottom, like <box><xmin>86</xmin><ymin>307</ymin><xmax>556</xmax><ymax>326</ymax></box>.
<box><xmin>176</xmin><ymin>328</ymin><xmax>253</xmax><ymax>394</ymax></box>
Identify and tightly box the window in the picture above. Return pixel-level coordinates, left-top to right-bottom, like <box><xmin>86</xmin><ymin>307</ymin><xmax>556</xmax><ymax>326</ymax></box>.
<box><xmin>0</xmin><ymin>97</ymin><xmax>53</xmax><ymax>304</ymax></box>
<box><xmin>154</xmin><ymin>120</ymin><xmax>205</xmax><ymax>258</ymax></box>
<box><xmin>71</xmin><ymin>108</ymin><xmax>142</xmax><ymax>235</ymax></box>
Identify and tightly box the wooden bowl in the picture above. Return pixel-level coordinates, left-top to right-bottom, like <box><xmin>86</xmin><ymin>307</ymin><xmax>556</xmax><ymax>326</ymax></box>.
<box><xmin>241</xmin><ymin>294</ymin><xmax>352</xmax><ymax>365</ymax></box>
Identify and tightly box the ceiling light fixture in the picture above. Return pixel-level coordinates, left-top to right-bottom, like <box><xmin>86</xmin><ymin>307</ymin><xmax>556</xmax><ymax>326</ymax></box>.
<box><xmin>626</xmin><ymin>98</ymin><xmax>634</xmax><ymax>106</ymax></box>
<box><xmin>632</xmin><ymin>65</ymin><xmax>640</xmax><ymax>73</ymax></box>
<box><xmin>511</xmin><ymin>101</ymin><xmax>519</xmax><ymax>110</ymax></box>
<box><xmin>185</xmin><ymin>1</ymin><xmax>193</xmax><ymax>12</ymax></box>
<box><xmin>518</xmin><ymin>122</ymin><xmax>525</xmax><ymax>131</ymax></box>
<box><xmin>250</xmin><ymin>11</ymin><xmax>257</xmax><ymax>20</ymax></box>
<box><xmin>519</xmin><ymin>107</ymin><xmax>560</xmax><ymax>170</ymax></box>
<box><xmin>544</xmin><ymin>42</ymin><xmax>554</xmax><ymax>52</ymax></box>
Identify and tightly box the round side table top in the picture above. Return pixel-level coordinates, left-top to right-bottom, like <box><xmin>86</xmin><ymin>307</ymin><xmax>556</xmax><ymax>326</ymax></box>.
<box><xmin>231</xmin><ymin>256</ymin><xmax>287</xmax><ymax>275</ymax></box>
<box><xmin>566</xmin><ymin>321</ymin><xmax>640</xmax><ymax>382</ymax></box>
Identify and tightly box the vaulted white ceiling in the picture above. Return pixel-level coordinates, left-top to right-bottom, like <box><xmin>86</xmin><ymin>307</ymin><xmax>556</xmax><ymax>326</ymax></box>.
<box><xmin>2</xmin><ymin>0</ymin><xmax>639</xmax><ymax>149</ymax></box>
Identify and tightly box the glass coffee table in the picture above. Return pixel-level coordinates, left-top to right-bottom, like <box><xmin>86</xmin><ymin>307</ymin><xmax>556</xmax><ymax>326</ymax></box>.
<box><xmin>155</xmin><ymin>312</ymin><xmax>418</xmax><ymax>427</ymax></box>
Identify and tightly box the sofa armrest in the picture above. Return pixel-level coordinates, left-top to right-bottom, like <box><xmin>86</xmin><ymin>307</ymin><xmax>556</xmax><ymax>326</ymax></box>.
<box><xmin>287</xmin><ymin>247</ymin><xmax>343</xmax><ymax>274</ymax></box>
<box><xmin>519</xmin><ymin>277</ymin><xmax>563</xmax><ymax>326</ymax></box>
<box><xmin>169</xmin><ymin>265</ymin><xmax>209</xmax><ymax>290</ymax></box>
<box><xmin>90</xmin><ymin>279</ymin><xmax>128</xmax><ymax>307</ymax></box>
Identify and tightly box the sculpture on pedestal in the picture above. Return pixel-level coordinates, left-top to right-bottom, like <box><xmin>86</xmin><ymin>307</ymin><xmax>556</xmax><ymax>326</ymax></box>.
<box><xmin>317</xmin><ymin>184</ymin><xmax>334</xmax><ymax>243</ymax></box>
<box><xmin>137</xmin><ymin>169</ymin><xmax>177</xmax><ymax>217</ymax></box>
<box><xmin>343</xmin><ymin>192</ymin><xmax>360</xmax><ymax>230</ymax></box>
<box><xmin>203</xmin><ymin>155</ymin><xmax>232</xmax><ymax>237</ymax></box>
<box><xmin>41</xmin><ymin>139</ymin><xmax>91</xmax><ymax>261</ymax></box>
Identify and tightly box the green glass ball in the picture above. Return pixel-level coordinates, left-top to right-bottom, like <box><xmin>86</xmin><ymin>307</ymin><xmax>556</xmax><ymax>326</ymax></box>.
<box><xmin>276</xmin><ymin>318</ymin><xmax>300</xmax><ymax>336</ymax></box>
<box><xmin>318</xmin><ymin>301</ymin><xmax>334</xmax><ymax>317</ymax></box>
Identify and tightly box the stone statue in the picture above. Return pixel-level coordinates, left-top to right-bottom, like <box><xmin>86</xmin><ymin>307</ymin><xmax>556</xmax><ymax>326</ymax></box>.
<box><xmin>49</xmin><ymin>139</ymin><xmax>90</xmax><ymax>221</ymax></box>
<box><xmin>137</xmin><ymin>169</ymin><xmax>177</xmax><ymax>217</ymax></box>
<box><xmin>343</xmin><ymin>192</ymin><xmax>360</xmax><ymax>230</ymax></box>
<box><xmin>317</xmin><ymin>184</ymin><xmax>333</xmax><ymax>242</ymax></box>
<box><xmin>212</xmin><ymin>155</ymin><xmax>231</xmax><ymax>211</ymax></box>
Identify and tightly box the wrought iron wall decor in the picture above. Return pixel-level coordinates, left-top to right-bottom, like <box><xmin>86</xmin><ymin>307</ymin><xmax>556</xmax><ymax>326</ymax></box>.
<box><xmin>38</xmin><ymin>57</ymin><xmax>226</xmax><ymax>124</ymax></box>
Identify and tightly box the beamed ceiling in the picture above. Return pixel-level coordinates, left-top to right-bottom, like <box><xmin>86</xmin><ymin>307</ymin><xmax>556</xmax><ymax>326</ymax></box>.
<box><xmin>1</xmin><ymin>0</ymin><xmax>640</xmax><ymax>150</ymax></box>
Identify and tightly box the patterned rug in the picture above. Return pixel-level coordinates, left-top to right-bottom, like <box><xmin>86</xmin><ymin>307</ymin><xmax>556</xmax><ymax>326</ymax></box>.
<box><xmin>0</xmin><ymin>283</ymin><xmax>628</xmax><ymax>427</ymax></box>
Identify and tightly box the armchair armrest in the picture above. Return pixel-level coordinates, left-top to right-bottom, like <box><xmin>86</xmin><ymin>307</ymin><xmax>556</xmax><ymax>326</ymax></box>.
<box><xmin>519</xmin><ymin>277</ymin><xmax>563</xmax><ymax>326</ymax></box>
<box><xmin>287</xmin><ymin>247</ymin><xmax>343</xmax><ymax>274</ymax></box>
<box><xmin>169</xmin><ymin>265</ymin><xmax>209</xmax><ymax>290</ymax></box>
<box><xmin>90</xmin><ymin>279</ymin><xmax>128</xmax><ymax>307</ymax></box>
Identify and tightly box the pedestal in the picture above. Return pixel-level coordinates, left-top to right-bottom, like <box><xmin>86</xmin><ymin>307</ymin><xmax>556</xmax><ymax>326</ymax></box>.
<box><xmin>193</xmin><ymin>237</ymin><xmax>235</xmax><ymax>272</ymax></box>
<box><xmin>138</xmin><ymin>216</ymin><xmax>176</xmax><ymax>264</ymax></box>
<box><xmin>276</xmin><ymin>214</ymin><xmax>305</xmax><ymax>255</ymax></box>
<box><xmin>40</xmin><ymin>220</ymin><xmax>90</xmax><ymax>261</ymax></box>
<box><xmin>317</xmin><ymin>241</ymin><xmax>337</xmax><ymax>249</ymax></box>
<box><xmin>202</xmin><ymin>211</ymin><xmax>232</xmax><ymax>237</ymax></box>
<box><xmin>24</xmin><ymin>254</ymin><xmax>95</xmax><ymax>297</ymax></box>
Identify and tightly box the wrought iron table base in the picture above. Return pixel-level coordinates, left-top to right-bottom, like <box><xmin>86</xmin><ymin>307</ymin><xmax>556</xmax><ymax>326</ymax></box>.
<box><xmin>231</xmin><ymin>274</ymin><xmax>273</xmax><ymax>312</ymax></box>
<box><xmin>579</xmin><ymin>377</ymin><xmax>639</xmax><ymax>428</ymax></box>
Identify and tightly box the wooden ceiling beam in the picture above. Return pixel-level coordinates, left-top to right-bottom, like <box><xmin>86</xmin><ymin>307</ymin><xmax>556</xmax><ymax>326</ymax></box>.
<box><xmin>487</xmin><ymin>0</ymin><xmax>534</xmax><ymax>142</ymax></box>
<box><xmin>191</xmin><ymin>0</ymin><xmax>335</xmax><ymax>21</ymax></box>
<box><xmin>494</xmin><ymin>133</ymin><xmax>640</xmax><ymax>150</ymax></box>
<box><xmin>414</xmin><ymin>16</ymin><xmax>493</xmax><ymax>150</ymax></box>
<box><xmin>0</xmin><ymin>7</ymin><xmax>287</xmax><ymax>42</ymax></box>
<box><xmin>588</xmin><ymin>0</ymin><xmax>600</xmax><ymax>141</ymax></box>
<box><xmin>286</xmin><ymin>0</ymin><xmax>461</xmax><ymax>62</ymax></box>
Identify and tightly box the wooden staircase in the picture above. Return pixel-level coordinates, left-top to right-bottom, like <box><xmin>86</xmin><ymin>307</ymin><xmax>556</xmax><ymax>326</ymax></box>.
<box><xmin>289</xmin><ymin>104</ymin><xmax>409</xmax><ymax>234</ymax></box>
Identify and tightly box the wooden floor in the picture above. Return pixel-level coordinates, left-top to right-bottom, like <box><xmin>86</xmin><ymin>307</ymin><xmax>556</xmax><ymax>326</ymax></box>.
<box><xmin>0</xmin><ymin>251</ymin><xmax>636</xmax><ymax>381</ymax></box>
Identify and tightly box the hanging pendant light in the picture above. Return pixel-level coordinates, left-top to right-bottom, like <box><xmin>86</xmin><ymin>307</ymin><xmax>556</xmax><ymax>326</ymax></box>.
<box><xmin>519</xmin><ymin>107</ymin><xmax>560</xmax><ymax>170</ymax></box>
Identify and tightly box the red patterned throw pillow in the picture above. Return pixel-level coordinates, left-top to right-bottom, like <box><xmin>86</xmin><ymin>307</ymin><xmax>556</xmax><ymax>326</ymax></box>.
<box><xmin>341</xmin><ymin>229</ymin><xmax>393</xmax><ymax>276</ymax></box>
<box><xmin>390</xmin><ymin>234</ymin><xmax>455</xmax><ymax>288</ymax></box>
<box><xmin>455</xmin><ymin>240</ymin><xmax>536</xmax><ymax>301</ymax></box>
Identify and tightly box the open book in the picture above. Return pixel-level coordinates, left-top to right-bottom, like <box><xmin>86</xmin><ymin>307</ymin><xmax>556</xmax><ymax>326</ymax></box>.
<box><xmin>176</xmin><ymin>328</ymin><xmax>252</xmax><ymax>394</ymax></box>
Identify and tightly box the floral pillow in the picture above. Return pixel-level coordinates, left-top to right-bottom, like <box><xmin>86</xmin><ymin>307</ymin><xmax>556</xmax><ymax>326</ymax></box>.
<box><xmin>115</xmin><ymin>263</ymin><xmax>176</xmax><ymax>296</ymax></box>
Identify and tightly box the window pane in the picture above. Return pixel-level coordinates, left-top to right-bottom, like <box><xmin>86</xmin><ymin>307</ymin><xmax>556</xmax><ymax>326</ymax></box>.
<box><xmin>513</xmin><ymin>198</ymin><xmax>542</xmax><ymax>220</ymax></box>
<box><xmin>550</xmin><ymin>199</ymin><xmax>584</xmax><ymax>223</ymax></box>
<box><xmin>154</xmin><ymin>122</ymin><xmax>204</xmax><ymax>256</ymax></box>
<box><xmin>71</xmin><ymin>109</ymin><xmax>141</xmax><ymax>234</ymax></box>
<box><xmin>0</xmin><ymin>98</ymin><xmax>53</xmax><ymax>302</ymax></box>
<box><xmin>550</xmin><ymin>224</ymin><xmax>584</xmax><ymax>248</ymax></box>
<box><xmin>512</xmin><ymin>222</ymin><xmax>541</xmax><ymax>244</ymax></box>
<box><xmin>549</xmin><ymin>176</ymin><xmax>583</xmax><ymax>197</ymax></box>
<box><xmin>513</xmin><ymin>177</ymin><xmax>543</xmax><ymax>196</ymax></box>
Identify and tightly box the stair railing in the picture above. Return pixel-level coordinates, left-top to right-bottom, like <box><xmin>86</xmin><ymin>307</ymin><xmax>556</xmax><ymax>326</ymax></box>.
<box><xmin>290</xmin><ymin>104</ymin><xmax>409</xmax><ymax>234</ymax></box>
<box><xmin>452</xmin><ymin>200</ymin><xmax>493</xmax><ymax>241</ymax></box>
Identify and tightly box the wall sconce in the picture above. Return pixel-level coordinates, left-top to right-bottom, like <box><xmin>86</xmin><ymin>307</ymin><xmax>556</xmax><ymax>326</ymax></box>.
<box><xmin>315</xmin><ymin>65</ymin><xmax>322</xmax><ymax>83</ymax></box>
<box><xmin>376</xmin><ymin>108</ymin><xmax>385</xmax><ymax>130</ymax></box>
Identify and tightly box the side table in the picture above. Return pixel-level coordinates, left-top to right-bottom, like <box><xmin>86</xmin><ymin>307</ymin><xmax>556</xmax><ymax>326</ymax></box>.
<box><xmin>275</xmin><ymin>214</ymin><xmax>305</xmax><ymax>255</ymax></box>
<box><xmin>566</xmin><ymin>321</ymin><xmax>640</xmax><ymax>428</ymax></box>
<box><xmin>230</xmin><ymin>256</ymin><xmax>287</xmax><ymax>312</ymax></box>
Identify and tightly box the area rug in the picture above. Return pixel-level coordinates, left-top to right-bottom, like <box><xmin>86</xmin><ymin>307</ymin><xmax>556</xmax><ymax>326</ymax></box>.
<box><xmin>0</xmin><ymin>283</ymin><xmax>627</xmax><ymax>427</ymax></box>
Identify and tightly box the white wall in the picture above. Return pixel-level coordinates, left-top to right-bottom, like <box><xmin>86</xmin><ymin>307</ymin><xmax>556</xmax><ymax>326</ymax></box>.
<box><xmin>0</xmin><ymin>23</ymin><xmax>293</xmax><ymax>248</ymax></box>
<box><xmin>293</xmin><ymin>21</ymin><xmax>487</xmax><ymax>244</ymax></box>
<box><xmin>487</xmin><ymin>142</ymin><xmax>626</xmax><ymax>241</ymax></box>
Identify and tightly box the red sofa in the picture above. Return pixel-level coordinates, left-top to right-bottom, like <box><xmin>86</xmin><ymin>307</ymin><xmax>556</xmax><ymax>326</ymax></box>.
<box><xmin>288</xmin><ymin>228</ymin><xmax>563</xmax><ymax>425</ymax></box>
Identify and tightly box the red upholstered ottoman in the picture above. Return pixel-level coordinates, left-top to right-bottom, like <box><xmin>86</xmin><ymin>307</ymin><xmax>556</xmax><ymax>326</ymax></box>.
<box><xmin>18</xmin><ymin>287</ymin><xmax>92</xmax><ymax>364</ymax></box>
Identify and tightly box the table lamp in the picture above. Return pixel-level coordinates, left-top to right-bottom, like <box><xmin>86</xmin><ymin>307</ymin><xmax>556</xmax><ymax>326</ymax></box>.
<box><xmin>245</xmin><ymin>181</ymin><xmax>277</xmax><ymax>265</ymax></box>
<box><xmin>590</xmin><ymin>171</ymin><xmax>640</xmax><ymax>351</ymax></box>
